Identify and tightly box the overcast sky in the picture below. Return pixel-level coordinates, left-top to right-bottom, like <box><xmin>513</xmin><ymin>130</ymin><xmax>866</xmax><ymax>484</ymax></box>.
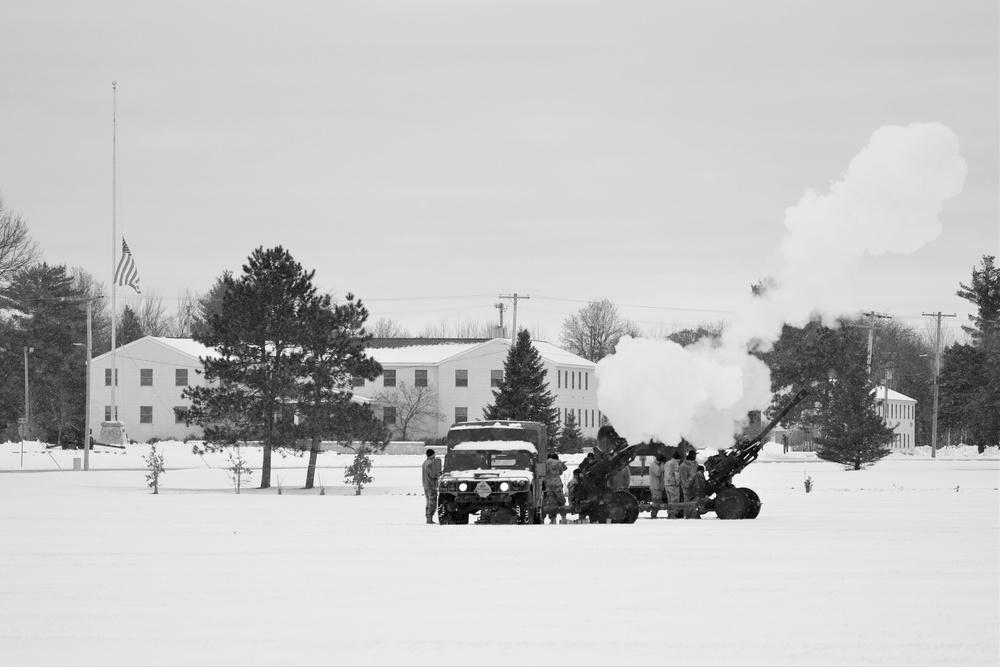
<box><xmin>1</xmin><ymin>1</ymin><xmax>996</xmax><ymax>342</ymax></box>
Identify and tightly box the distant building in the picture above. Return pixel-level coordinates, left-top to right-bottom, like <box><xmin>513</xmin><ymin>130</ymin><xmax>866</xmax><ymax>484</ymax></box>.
<box><xmin>88</xmin><ymin>336</ymin><xmax>597</xmax><ymax>444</ymax></box>
<box><xmin>89</xmin><ymin>337</ymin><xmax>216</xmax><ymax>443</ymax></box>
<box><xmin>872</xmin><ymin>386</ymin><xmax>917</xmax><ymax>451</ymax></box>
<box><xmin>351</xmin><ymin>338</ymin><xmax>600</xmax><ymax>440</ymax></box>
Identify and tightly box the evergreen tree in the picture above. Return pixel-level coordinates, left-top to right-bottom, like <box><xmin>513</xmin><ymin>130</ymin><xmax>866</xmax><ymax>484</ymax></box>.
<box><xmin>116</xmin><ymin>305</ymin><xmax>144</xmax><ymax>346</ymax></box>
<box><xmin>939</xmin><ymin>255</ymin><xmax>1000</xmax><ymax>451</ymax></box>
<box><xmin>190</xmin><ymin>270</ymin><xmax>233</xmax><ymax>339</ymax></box>
<box><xmin>184</xmin><ymin>246</ymin><xmax>325</xmax><ymax>489</ymax></box>
<box><xmin>554</xmin><ymin>410</ymin><xmax>582</xmax><ymax>454</ymax></box>
<box><xmin>296</xmin><ymin>293</ymin><xmax>386</xmax><ymax>489</ymax></box>
<box><xmin>813</xmin><ymin>333</ymin><xmax>895</xmax><ymax>470</ymax></box>
<box><xmin>483</xmin><ymin>329</ymin><xmax>559</xmax><ymax>442</ymax></box>
<box><xmin>0</xmin><ymin>264</ymin><xmax>89</xmax><ymax>444</ymax></box>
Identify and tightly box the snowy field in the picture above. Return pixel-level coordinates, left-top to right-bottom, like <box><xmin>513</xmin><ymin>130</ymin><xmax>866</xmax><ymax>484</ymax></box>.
<box><xmin>1</xmin><ymin>441</ymin><xmax>997</xmax><ymax>666</ymax></box>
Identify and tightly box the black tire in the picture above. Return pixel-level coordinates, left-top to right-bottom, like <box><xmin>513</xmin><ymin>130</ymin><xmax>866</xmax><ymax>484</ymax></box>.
<box><xmin>515</xmin><ymin>497</ymin><xmax>535</xmax><ymax>525</ymax></box>
<box><xmin>615</xmin><ymin>490</ymin><xmax>640</xmax><ymax>524</ymax></box>
<box><xmin>489</xmin><ymin>507</ymin><xmax>518</xmax><ymax>524</ymax></box>
<box><xmin>715</xmin><ymin>487</ymin><xmax>750</xmax><ymax>520</ymax></box>
<box><xmin>739</xmin><ymin>487</ymin><xmax>762</xmax><ymax>519</ymax></box>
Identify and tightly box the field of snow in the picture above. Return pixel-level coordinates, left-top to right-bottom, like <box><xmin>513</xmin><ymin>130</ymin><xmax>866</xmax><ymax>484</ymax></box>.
<box><xmin>1</xmin><ymin>440</ymin><xmax>997</xmax><ymax>666</ymax></box>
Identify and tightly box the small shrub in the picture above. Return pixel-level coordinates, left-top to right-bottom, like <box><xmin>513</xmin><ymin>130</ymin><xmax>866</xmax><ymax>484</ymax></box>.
<box><xmin>344</xmin><ymin>446</ymin><xmax>373</xmax><ymax>495</ymax></box>
<box><xmin>147</xmin><ymin>437</ymin><xmax>162</xmax><ymax>445</ymax></box>
<box><xmin>226</xmin><ymin>446</ymin><xmax>253</xmax><ymax>494</ymax></box>
<box><xmin>144</xmin><ymin>444</ymin><xmax>166</xmax><ymax>494</ymax></box>
<box><xmin>804</xmin><ymin>475</ymin><xmax>813</xmax><ymax>493</ymax></box>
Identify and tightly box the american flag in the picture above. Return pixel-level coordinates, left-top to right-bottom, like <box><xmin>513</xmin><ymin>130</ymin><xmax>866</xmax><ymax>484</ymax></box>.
<box><xmin>114</xmin><ymin>238</ymin><xmax>141</xmax><ymax>294</ymax></box>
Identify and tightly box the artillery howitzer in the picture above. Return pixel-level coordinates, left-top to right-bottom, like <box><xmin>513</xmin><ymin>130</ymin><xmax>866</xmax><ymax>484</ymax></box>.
<box><xmin>568</xmin><ymin>387</ymin><xmax>811</xmax><ymax>522</ymax></box>
<box><xmin>703</xmin><ymin>386</ymin><xmax>811</xmax><ymax>519</ymax></box>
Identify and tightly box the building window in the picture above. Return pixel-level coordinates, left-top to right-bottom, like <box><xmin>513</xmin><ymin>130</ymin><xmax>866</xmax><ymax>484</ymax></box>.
<box><xmin>105</xmin><ymin>369</ymin><xmax>118</xmax><ymax>386</ymax></box>
<box><xmin>585</xmin><ymin>373</ymin><xmax>588</xmax><ymax>391</ymax></box>
<box><xmin>571</xmin><ymin>372</ymin><xmax>575</xmax><ymax>390</ymax></box>
<box><xmin>557</xmin><ymin>370</ymin><xmax>561</xmax><ymax>389</ymax></box>
<box><xmin>175</xmin><ymin>369</ymin><xmax>188</xmax><ymax>386</ymax></box>
<box><xmin>173</xmin><ymin>407</ymin><xmax>187</xmax><ymax>424</ymax></box>
<box><xmin>415</xmin><ymin>369</ymin><xmax>428</xmax><ymax>387</ymax></box>
<box><xmin>383</xmin><ymin>370</ymin><xmax>396</xmax><ymax>388</ymax></box>
<box><xmin>455</xmin><ymin>407</ymin><xmax>468</xmax><ymax>423</ymax></box>
<box><xmin>104</xmin><ymin>406</ymin><xmax>111</xmax><ymax>422</ymax></box>
<box><xmin>139</xmin><ymin>406</ymin><xmax>153</xmax><ymax>424</ymax></box>
<box><xmin>383</xmin><ymin>406</ymin><xmax>396</xmax><ymax>425</ymax></box>
<box><xmin>140</xmin><ymin>369</ymin><xmax>153</xmax><ymax>386</ymax></box>
<box><xmin>455</xmin><ymin>369</ymin><xmax>468</xmax><ymax>387</ymax></box>
<box><xmin>491</xmin><ymin>370</ymin><xmax>503</xmax><ymax>387</ymax></box>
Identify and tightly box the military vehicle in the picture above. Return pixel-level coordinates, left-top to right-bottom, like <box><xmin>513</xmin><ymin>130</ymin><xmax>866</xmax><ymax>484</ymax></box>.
<box><xmin>436</xmin><ymin>421</ymin><xmax>547</xmax><ymax>525</ymax></box>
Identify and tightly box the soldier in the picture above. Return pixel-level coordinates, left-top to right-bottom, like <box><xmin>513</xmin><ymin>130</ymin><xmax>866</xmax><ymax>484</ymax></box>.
<box><xmin>679</xmin><ymin>448</ymin><xmax>698</xmax><ymax>501</ymax></box>
<box><xmin>684</xmin><ymin>464</ymin><xmax>708</xmax><ymax>519</ymax></box>
<box><xmin>566</xmin><ymin>468</ymin><xmax>583</xmax><ymax>505</ymax></box>
<box><xmin>544</xmin><ymin>453</ymin><xmax>568</xmax><ymax>522</ymax></box>
<box><xmin>422</xmin><ymin>448</ymin><xmax>442</xmax><ymax>524</ymax></box>
<box><xmin>648</xmin><ymin>453</ymin><xmax>667</xmax><ymax>519</ymax></box>
<box><xmin>664</xmin><ymin>450</ymin><xmax>683</xmax><ymax>518</ymax></box>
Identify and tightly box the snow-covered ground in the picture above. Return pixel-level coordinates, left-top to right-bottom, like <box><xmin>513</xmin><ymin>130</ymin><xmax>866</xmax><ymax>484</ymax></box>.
<box><xmin>1</xmin><ymin>440</ymin><xmax>998</xmax><ymax>666</ymax></box>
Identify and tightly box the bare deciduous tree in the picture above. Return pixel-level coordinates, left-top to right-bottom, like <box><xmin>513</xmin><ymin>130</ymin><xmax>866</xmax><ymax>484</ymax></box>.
<box><xmin>369</xmin><ymin>317</ymin><xmax>411</xmax><ymax>338</ymax></box>
<box><xmin>559</xmin><ymin>298</ymin><xmax>640</xmax><ymax>362</ymax></box>
<box><xmin>0</xmin><ymin>194</ymin><xmax>40</xmax><ymax>288</ymax></box>
<box><xmin>371</xmin><ymin>380</ymin><xmax>445</xmax><ymax>440</ymax></box>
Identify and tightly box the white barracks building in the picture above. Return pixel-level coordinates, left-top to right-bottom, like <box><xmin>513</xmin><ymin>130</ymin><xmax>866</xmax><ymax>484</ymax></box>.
<box><xmin>87</xmin><ymin>336</ymin><xmax>600</xmax><ymax>444</ymax></box>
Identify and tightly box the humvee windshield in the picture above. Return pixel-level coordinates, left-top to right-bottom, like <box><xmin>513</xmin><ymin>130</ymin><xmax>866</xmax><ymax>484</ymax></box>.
<box><xmin>447</xmin><ymin>424</ymin><xmax>543</xmax><ymax>449</ymax></box>
<box><xmin>444</xmin><ymin>449</ymin><xmax>534</xmax><ymax>472</ymax></box>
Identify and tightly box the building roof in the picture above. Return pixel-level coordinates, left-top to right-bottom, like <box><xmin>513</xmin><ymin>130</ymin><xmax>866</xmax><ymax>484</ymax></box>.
<box><xmin>366</xmin><ymin>337</ymin><xmax>595</xmax><ymax>368</ymax></box>
<box><xmin>366</xmin><ymin>341</ymin><xmax>489</xmax><ymax>365</ymax></box>
<box><xmin>871</xmin><ymin>386</ymin><xmax>916</xmax><ymax>403</ymax></box>
<box><xmin>92</xmin><ymin>336</ymin><xmax>217</xmax><ymax>364</ymax></box>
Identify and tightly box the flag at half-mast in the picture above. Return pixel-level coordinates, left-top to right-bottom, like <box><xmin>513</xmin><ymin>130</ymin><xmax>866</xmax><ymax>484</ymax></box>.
<box><xmin>114</xmin><ymin>238</ymin><xmax>141</xmax><ymax>294</ymax></box>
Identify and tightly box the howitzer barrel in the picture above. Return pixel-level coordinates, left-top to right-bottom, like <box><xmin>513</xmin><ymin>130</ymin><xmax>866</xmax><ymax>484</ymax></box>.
<box><xmin>706</xmin><ymin>387</ymin><xmax>811</xmax><ymax>492</ymax></box>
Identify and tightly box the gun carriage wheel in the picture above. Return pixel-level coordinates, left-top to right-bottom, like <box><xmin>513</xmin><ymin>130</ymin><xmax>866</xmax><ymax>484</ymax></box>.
<box><xmin>739</xmin><ymin>487</ymin><xmax>762</xmax><ymax>519</ymax></box>
<box><xmin>714</xmin><ymin>487</ymin><xmax>751</xmax><ymax>520</ymax></box>
<box><xmin>615</xmin><ymin>491</ymin><xmax>640</xmax><ymax>524</ymax></box>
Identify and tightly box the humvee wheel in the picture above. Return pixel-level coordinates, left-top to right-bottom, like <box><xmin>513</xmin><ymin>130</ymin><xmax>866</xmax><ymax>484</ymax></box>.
<box><xmin>515</xmin><ymin>498</ymin><xmax>535</xmax><ymax>525</ymax></box>
<box><xmin>615</xmin><ymin>491</ymin><xmax>640</xmax><ymax>524</ymax></box>
<box><xmin>490</xmin><ymin>508</ymin><xmax>518</xmax><ymax>524</ymax></box>
<box><xmin>739</xmin><ymin>487</ymin><xmax>762</xmax><ymax>519</ymax></box>
<box><xmin>715</xmin><ymin>488</ymin><xmax>750</xmax><ymax>520</ymax></box>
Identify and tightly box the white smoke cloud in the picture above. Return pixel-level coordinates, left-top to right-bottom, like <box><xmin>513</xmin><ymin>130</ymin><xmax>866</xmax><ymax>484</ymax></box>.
<box><xmin>597</xmin><ymin>122</ymin><xmax>967</xmax><ymax>447</ymax></box>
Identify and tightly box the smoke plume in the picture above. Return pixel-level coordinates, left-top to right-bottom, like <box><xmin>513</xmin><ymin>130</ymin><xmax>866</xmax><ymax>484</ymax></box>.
<box><xmin>596</xmin><ymin>122</ymin><xmax>967</xmax><ymax>446</ymax></box>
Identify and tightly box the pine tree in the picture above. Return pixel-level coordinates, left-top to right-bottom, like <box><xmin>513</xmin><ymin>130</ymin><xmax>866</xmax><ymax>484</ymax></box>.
<box><xmin>814</xmin><ymin>336</ymin><xmax>895</xmax><ymax>470</ymax></box>
<box><xmin>184</xmin><ymin>246</ymin><xmax>325</xmax><ymax>489</ymax></box>
<box><xmin>483</xmin><ymin>329</ymin><xmax>559</xmax><ymax>442</ymax></box>
<box><xmin>555</xmin><ymin>410</ymin><xmax>582</xmax><ymax>454</ymax></box>
<box><xmin>117</xmin><ymin>305</ymin><xmax>144</xmax><ymax>346</ymax></box>
<box><xmin>940</xmin><ymin>255</ymin><xmax>1000</xmax><ymax>451</ymax></box>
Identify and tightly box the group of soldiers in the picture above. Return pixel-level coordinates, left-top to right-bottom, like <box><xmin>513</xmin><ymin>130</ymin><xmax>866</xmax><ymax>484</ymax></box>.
<box><xmin>542</xmin><ymin>445</ymin><xmax>708</xmax><ymax>522</ymax></box>
<box><xmin>647</xmin><ymin>448</ymin><xmax>707</xmax><ymax>519</ymax></box>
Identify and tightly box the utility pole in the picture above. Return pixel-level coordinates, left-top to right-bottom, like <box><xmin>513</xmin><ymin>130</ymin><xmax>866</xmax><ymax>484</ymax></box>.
<box><xmin>922</xmin><ymin>311</ymin><xmax>955</xmax><ymax>459</ymax></box>
<box><xmin>860</xmin><ymin>311</ymin><xmax>892</xmax><ymax>378</ymax></box>
<box><xmin>494</xmin><ymin>301</ymin><xmax>507</xmax><ymax>338</ymax></box>
<box><xmin>498</xmin><ymin>293</ymin><xmax>530</xmax><ymax>344</ymax></box>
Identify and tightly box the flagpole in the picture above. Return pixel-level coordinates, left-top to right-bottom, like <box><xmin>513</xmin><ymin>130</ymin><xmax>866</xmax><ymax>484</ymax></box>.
<box><xmin>110</xmin><ymin>81</ymin><xmax>118</xmax><ymax>424</ymax></box>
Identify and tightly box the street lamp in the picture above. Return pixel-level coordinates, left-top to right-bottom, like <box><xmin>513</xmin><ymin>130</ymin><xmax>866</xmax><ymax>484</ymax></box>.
<box><xmin>22</xmin><ymin>346</ymin><xmax>33</xmax><ymax>467</ymax></box>
<box><xmin>71</xmin><ymin>299</ymin><xmax>93</xmax><ymax>471</ymax></box>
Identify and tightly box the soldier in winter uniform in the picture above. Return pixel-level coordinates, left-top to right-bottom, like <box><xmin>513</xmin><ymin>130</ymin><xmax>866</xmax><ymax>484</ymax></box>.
<box><xmin>566</xmin><ymin>468</ymin><xmax>583</xmax><ymax>505</ymax></box>
<box><xmin>648</xmin><ymin>453</ymin><xmax>667</xmax><ymax>518</ymax></box>
<box><xmin>684</xmin><ymin>465</ymin><xmax>708</xmax><ymax>519</ymax></box>
<box><xmin>544</xmin><ymin>453</ymin><xmax>568</xmax><ymax>522</ymax></box>
<box><xmin>422</xmin><ymin>448</ymin><xmax>442</xmax><ymax>524</ymax></box>
<box><xmin>678</xmin><ymin>448</ymin><xmax>698</xmax><ymax>501</ymax></box>
<box><xmin>664</xmin><ymin>450</ymin><xmax>683</xmax><ymax>518</ymax></box>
